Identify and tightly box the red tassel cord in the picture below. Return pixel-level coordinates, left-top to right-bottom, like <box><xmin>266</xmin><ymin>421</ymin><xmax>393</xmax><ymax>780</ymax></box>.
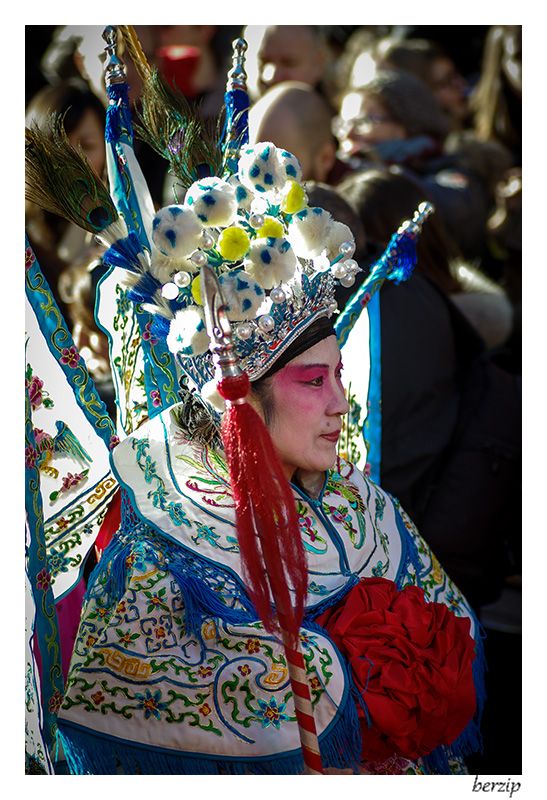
<box><xmin>218</xmin><ymin>373</ymin><xmax>323</xmax><ymax>774</ymax></box>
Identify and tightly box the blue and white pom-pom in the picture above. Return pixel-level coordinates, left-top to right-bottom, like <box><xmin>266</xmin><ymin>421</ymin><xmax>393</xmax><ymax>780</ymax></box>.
<box><xmin>227</xmin><ymin>174</ymin><xmax>253</xmax><ymax>211</ymax></box>
<box><xmin>218</xmin><ymin>270</ymin><xmax>265</xmax><ymax>320</ymax></box>
<box><xmin>238</xmin><ymin>142</ymin><xmax>302</xmax><ymax>195</ymax></box>
<box><xmin>184</xmin><ymin>177</ymin><xmax>238</xmax><ymax>227</ymax></box>
<box><xmin>244</xmin><ymin>237</ymin><xmax>298</xmax><ymax>289</ymax></box>
<box><xmin>166</xmin><ymin>306</ymin><xmax>210</xmax><ymax>357</ymax></box>
<box><xmin>287</xmin><ymin>206</ymin><xmax>334</xmax><ymax>259</ymax></box>
<box><xmin>152</xmin><ymin>205</ymin><xmax>204</xmax><ymax>258</ymax></box>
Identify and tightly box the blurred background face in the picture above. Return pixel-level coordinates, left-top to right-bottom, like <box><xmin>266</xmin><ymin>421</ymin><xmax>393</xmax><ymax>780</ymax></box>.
<box><xmin>430</xmin><ymin>56</ymin><xmax>468</xmax><ymax>121</ymax></box>
<box><xmin>67</xmin><ymin>107</ymin><xmax>106</xmax><ymax>176</ymax></box>
<box><xmin>257</xmin><ymin>26</ymin><xmax>326</xmax><ymax>92</ymax></box>
<box><xmin>336</xmin><ymin>91</ymin><xmax>406</xmax><ymax>157</ymax></box>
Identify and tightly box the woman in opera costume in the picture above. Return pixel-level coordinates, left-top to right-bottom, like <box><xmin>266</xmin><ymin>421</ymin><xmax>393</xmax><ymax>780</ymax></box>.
<box><xmin>25</xmin><ymin>26</ymin><xmax>484</xmax><ymax>776</ymax></box>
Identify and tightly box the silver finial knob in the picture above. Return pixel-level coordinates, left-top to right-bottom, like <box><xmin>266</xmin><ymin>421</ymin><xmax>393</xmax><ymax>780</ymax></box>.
<box><xmin>102</xmin><ymin>26</ymin><xmax>126</xmax><ymax>86</ymax></box>
<box><xmin>226</xmin><ymin>38</ymin><xmax>248</xmax><ymax>92</ymax></box>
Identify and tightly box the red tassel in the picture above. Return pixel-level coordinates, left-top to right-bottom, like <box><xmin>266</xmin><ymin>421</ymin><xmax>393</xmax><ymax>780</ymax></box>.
<box><xmin>218</xmin><ymin>375</ymin><xmax>307</xmax><ymax>645</ymax></box>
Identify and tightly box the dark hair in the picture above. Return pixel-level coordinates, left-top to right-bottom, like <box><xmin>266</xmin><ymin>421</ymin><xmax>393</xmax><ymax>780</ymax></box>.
<box><xmin>25</xmin><ymin>79</ymin><xmax>106</xmax><ymax>135</ymax></box>
<box><xmin>339</xmin><ymin>167</ymin><xmax>462</xmax><ymax>295</ymax></box>
<box><xmin>304</xmin><ymin>181</ymin><xmax>367</xmax><ymax>263</ymax></box>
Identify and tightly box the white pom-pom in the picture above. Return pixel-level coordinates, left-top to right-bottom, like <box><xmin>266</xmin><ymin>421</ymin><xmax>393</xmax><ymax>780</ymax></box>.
<box><xmin>276</xmin><ymin>148</ymin><xmax>302</xmax><ymax>184</ymax></box>
<box><xmin>149</xmin><ymin>250</ymin><xmax>197</xmax><ymax>284</ymax></box>
<box><xmin>201</xmin><ymin>378</ymin><xmax>226</xmax><ymax>412</ymax></box>
<box><xmin>152</xmin><ymin>205</ymin><xmax>203</xmax><ymax>258</ymax></box>
<box><xmin>325</xmin><ymin>221</ymin><xmax>356</xmax><ymax>261</ymax></box>
<box><xmin>218</xmin><ymin>270</ymin><xmax>265</xmax><ymax>320</ymax></box>
<box><xmin>244</xmin><ymin>237</ymin><xmax>298</xmax><ymax>290</ymax></box>
<box><xmin>238</xmin><ymin>142</ymin><xmax>281</xmax><ymax>195</ymax></box>
<box><xmin>184</xmin><ymin>177</ymin><xmax>238</xmax><ymax>227</ymax></box>
<box><xmin>238</xmin><ymin>142</ymin><xmax>303</xmax><ymax>196</ymax></box>
<box><xmin>166</xmin><ymin>306</ymin><xmax>210</xmax><ymax>357</ymax></box>
<box><xmin>287</xmin><ymin>206</ymin><xmax>334</xmax><ymax>259</ymax></box>
<box><xmin>227</xmin><ymin>174</ymin><xmax>253</xmax><ymax>211</ymax></box>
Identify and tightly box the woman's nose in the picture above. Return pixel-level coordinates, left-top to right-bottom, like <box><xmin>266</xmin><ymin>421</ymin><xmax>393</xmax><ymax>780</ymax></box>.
<box><xmin>329</xmin><ymin>382</ymin><xmax>350</xmax><ymax>417</ymax></box>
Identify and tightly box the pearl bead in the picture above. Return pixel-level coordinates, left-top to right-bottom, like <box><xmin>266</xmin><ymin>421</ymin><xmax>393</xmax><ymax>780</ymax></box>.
<box><xmin>328</xmin><ymin>301</ymin><xmax>339</xmax><ymax>314</ymax></box>
<box><xmin>343</xmin><ymin>259</ymin><xmax>359</xmax><ymax>274</ymax></box>
<box><xmin>201</xmin><ymin>232</ymin><xmax>215</xmax><ymax>250</ymax></box>
<box><xmin>258</xmin><ymin>314</ymin><xmax>275</xmax><ymax>333</ymax></box>
<box><xmin>236</xmin><ymin>322</ymin><xmax>253</xmax><ymax>340</ymax></box>
<box><xmin>340</xmin><ymin>274</ymin><xmax>356</xmax><ymax>288</ymax></box>
<box><xmin>161</xmin><ymin>282</ymin><xmax>179</xmax><ymax>300</ymax></box>
<box><xmin>332</xmin><ymin>263</ymin><xmax>348</xmax><ymax>280</ymax></box>
<box><xmin>190</xmin><ymin>251</ymin><xmax>207</xmax><ymax>268</ymax></box>
<box><xmin>270</xmin><ymin>287</ymin><xmax>286</xmax><ymax>304</ymax></box>
<box><xmin>339</xmin><ymin>240</ymin><xmax>355</xmax><ymax>255</ymax></box>
<box><xmin>249</xmin><ymin>213</ymin><xmax>264</xmax><ymax>229</ymax></box>
<box><xmin>173</xmin><ymin>270</ymin><xmax>192</xmax><ymax>288</ymax></box>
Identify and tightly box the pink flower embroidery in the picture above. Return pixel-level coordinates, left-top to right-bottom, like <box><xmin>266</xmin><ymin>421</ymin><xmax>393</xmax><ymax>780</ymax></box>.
<box><xmin>25</xmin><ymin>247</ymin><xmax>35</xmax><ymax>271</ymax></box>
<box><xmin>150</xmin><ymin>390</ymin><xmax>162</xmax><ymax>408</ymax></box>
<box><xmin>60</xmin><ymin>346</ymin><xmax>80</xmax><ymax>368</ymax></box>
<box><xmin>36</xmin><ymin>568</ymin><xmax>52</xmax><ymax>591</ymax></box>
<box><xmin>25</xmin><ymin>446</ymin><xmax>38</xmax><ymax>470</ymax></box>
<box><xmin>26</xmin><ymin>375</ymin><xmax>44</xmax><ymax>409</ymax></box>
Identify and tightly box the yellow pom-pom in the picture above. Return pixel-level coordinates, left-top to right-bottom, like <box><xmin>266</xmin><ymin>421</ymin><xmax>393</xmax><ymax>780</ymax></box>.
<box><xmin>257</xmin><ymin>216</ymin><xmax>284</xmax><ymax>238</ymax></box>
<box><xmin>191</xmin><ymin>275</ymin><xmax>202</xmax><ymax>305</ymax></box>
<box><xmin>281</xmin><ymin>180</ymin><xmax>307</xmax><ymax>214</ymax></box>
<box><xmin>217</xmin><ymin>226</ymin><xmax>251</xmax><ymax>261</ymax></box>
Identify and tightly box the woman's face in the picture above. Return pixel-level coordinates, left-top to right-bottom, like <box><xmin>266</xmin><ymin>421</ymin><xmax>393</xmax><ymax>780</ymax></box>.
<box><xmin>337</xmin><ymin>91</ymin><xmax>407</xmax><ymax>157</ymax></box>
<box><xmin>264</xmin><ymin>335</ymin><xmax>349</xmax><ymax>480</ymax></box>
<box><xmin>68</xmin><ymin>108</ymin><xmax>106</xmax><ymax>177</ymax></box>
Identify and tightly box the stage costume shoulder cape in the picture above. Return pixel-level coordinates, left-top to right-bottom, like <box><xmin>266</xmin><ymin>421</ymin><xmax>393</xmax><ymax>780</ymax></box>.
<box><xmin>57</xmin><ymin>403</ymin><xmax>483</xmax><ymax>775</ymax></box>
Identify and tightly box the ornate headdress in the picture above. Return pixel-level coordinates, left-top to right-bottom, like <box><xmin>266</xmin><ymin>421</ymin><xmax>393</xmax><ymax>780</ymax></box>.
<box><xmin>25</xmin><ymin>25</ymin><xmax>431</xmax><ymax>426</ymax></box>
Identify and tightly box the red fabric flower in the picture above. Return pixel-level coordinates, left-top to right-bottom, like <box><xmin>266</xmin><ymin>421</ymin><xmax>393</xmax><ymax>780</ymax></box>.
<box><xmin>317</xmin><ymin>578</ymin><xmax>476</xmax><ymax>762</ymax></box>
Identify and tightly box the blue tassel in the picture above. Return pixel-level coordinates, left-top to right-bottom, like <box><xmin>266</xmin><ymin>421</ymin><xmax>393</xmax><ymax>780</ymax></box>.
<box><xmin>103</xmin><ymin>231</ymin><xmax>147</xmax><ymax>272</ymax></box>
<box><xmin>384</xmin><ymin>230</ymin><xmax>418</xmax><ymax>284</ymax></box>
<box><xmin>167</xmin><ymin>561</ymin><xmax>256</xmax><ymax>639</ymax></box>
<box><xmin>126</xmin><ymin>271</ymin><xmax>162</xmax><ymax>305</ymax></box>
<box><xmin>58</xmin><ymin>694</ymin><xmax>361</xmax><ymax>775</ymax></box>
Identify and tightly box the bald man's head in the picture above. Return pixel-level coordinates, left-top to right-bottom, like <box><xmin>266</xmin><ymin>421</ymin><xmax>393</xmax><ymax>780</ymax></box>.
<box><xmin>249</xmin><ymin>82</ymin><xmax>336</xmax><ymax>182</ymax></box>
<box><xmin>244</xmin><ymin>25</ymin><xmax>329</xmax><ymax>98</ymax></box>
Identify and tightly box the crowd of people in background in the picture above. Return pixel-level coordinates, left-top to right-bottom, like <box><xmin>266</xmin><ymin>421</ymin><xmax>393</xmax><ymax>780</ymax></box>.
<box><xmin>25</xmin><ymin>24</ymin><xmax>522</xmax><ymax>776</ymax></box>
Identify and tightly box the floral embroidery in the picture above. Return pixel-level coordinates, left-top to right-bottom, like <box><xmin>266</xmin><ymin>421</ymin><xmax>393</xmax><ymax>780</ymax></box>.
<box><xmin>25</xmin><ymin>446</ymin><xmax>38</xmax><ymax>470</ymax></box>
<box><xmin>91</xmin><ymin>691</ymin><xmax>105</xmax><ymax>706</ymax></box>
<box><xmin>117</xmin><ymin>628</ymin><xmax>140</xmax><ymax>645</ymax></box>
<box><xmin>36</xmin><ymin>568</ymin><xmax>52</xmax><ymax>591</ymax></box>
<box><xmin>150</xmin><ymin>389</ymin><xmax>162</xmax><ymax>408</ymax></box>
<box><xmin>60</xmin><ymin>346</ymin><xmax>80</xmax><ymax>368</ymax></box>
<box><xmin>86</xmin><ymin>635</ymin><xmax>98</xmax><ymax>647</ymax></box>
<box><xmin>198</xmin><ymin>665</ymin><xmax>213</xmax><ymax>678</ymax></box>
<box><xmin>256</xmin><ymin>697</ymin><xmax>289</xmax><ymax>729</ymax></box>
<box><xmin>48</xmin><ymin>690</ymin><xmax>63</xmax><ymax>714</ymax></box>
<box><xmin>135</xmin><ymin>689</ymin><xmax>168</xmax><ymax>721</ymax></box>
<box><xmin>109</xmin><ymin>434</ymin><xmax>121</xmax><ymax>450</ymax></box>
<box><xmin>142</xmin><ymin>321</ymin><xmax>158</xmax><ymax>346</ymax></box>
<box><xmin>238</xmin><ymin>664</ymin><xmax>251</xmax><ymax>676</ymax></box>
<box><xmin>199</xmin><ymin>703</ymin><xmax>212</xmax><ymax>717</ymax></box>
<box><xmin>144</xmin><ymin>588</ymin><xmax>169</xmax><ymax>613</ymax></box>
<box><xmin>47</xmin><ymin>548</ymin><xmax>71</xmax><ymax>577</ymax></box>
<box><xmin>25</xmin><ymin>246</ymin><xmax>35</xmax><ymax>270</ymax></box>
<box><xmin>245</xmin><ymin>638</ymin><xmax>261</xmax><ymax>654</ymax></box>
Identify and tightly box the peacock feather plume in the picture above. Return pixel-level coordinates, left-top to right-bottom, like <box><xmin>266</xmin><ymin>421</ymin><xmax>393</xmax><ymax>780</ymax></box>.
<box><xmin>118</xmin><ymin>33</ymin><xmax>224</xmax><ymax>192</ymax></box>
<box><xmin>25</xmin><ymin>116</ymin><xmax>122</xmax><ymax>239</ymax></box>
